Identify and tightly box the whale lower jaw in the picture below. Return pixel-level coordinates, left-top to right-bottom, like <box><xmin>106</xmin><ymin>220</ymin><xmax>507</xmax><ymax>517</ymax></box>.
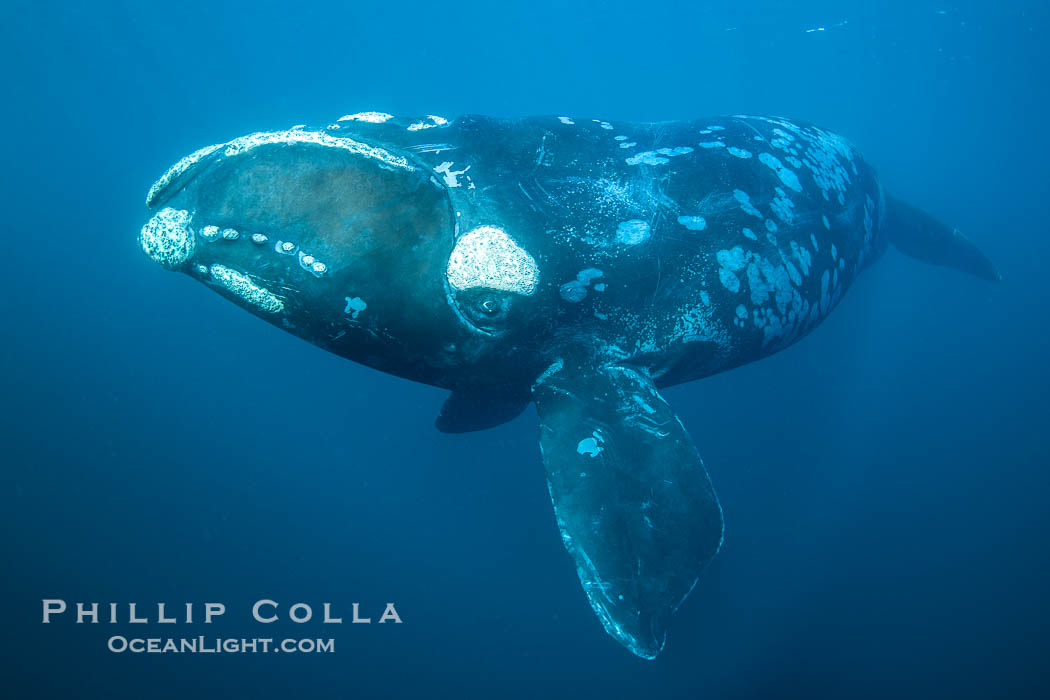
<box><xmin>138</xmin><ymin>208</ymin><xmax>295</xmax><ymax>315</ymax></box>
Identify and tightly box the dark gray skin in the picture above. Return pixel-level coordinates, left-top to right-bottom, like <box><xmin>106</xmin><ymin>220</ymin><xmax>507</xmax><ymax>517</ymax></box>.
<box><xmin>140</xmin><ymin>112</ymin><xmax>998</xmax><ymax>659</ymax></box>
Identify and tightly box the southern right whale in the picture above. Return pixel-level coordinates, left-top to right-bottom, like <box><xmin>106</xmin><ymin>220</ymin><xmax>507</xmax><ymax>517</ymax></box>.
<box><xmin>139</xmin><ymin>112</ymin><xmax>999</xmax><ymax>658</ymax></box>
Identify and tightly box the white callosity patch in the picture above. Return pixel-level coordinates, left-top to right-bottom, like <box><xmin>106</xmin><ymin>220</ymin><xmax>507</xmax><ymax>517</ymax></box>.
<box><xmin>615</xmin><ymin>220</ymin><xmax>651</xmax><ymax>246</ymax></box>
<box><xmin>209</xmin><ymin>264</ymin><xmax>284</xmax><ymax>314</ymax></box>
<box><xmin>407</xmin><ymin>115</ymin><xmax>449</xmax><ymax>131</ymax></box>
<box><xmin>434</xmin><ymin>161</ymin><xmax>471</xmax><ymax>188</ymax></box>
<box><xmin>140</xmin><ymin>208</ymin><xmax>195</xmax><ymax>269</ymax></box>
<box><xmin>344</xmin><ymin>296</ymin><xmax>367</xmax><ymax>319</ymax></box>
<box><xmin>146</xmin><ymin>144</ymin><xmax>221</xmax><ymax>207</ymax></box>
<box><xmin>337</xmin><ymin>112</ymin><xmax>394</xmax><ymax>123</ymax></box>
<box><xmin>576</xmin><ymin>431</ymin><xmax>605</xmax><ymax>457</ymax></box>
<box><xmin>625</xmin><ymin>147</ymin><xmax>693</xmax><ymax>166</ymax></box>
<box><xmin>223</xmin><ymin>130</ymin><xmax>412</xmax><ymax>171</ymax></box>
<box><xmin>677</xmin><ymin>216</ymin><xmax>707</xmax><ymax>231</ymax></box>
<box><xmin>199</xmin><ymin>225</ymin><xmax>221</xmax><ymax>242</ymax></box>
<box><xmin>446</xmin><ymin>226</ymin><xmax>539</xmax><ymax>296</ymax></box>
<box><xmin>758</xmin><ymin>152</ymin><xmax>803</xmax><ymax>193</ymax></box>
<box><xmin>297</xmin><ymin>250</ymin><xmax>328</xmax><ymax>278</ymax></box>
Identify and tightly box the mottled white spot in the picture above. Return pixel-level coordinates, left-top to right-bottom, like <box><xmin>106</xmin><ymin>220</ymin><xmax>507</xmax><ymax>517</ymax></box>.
<box><xmin>344</xmin><ymin>296</ymin><xmax>367</xmax><ymax>319</ymax></box>
<box><xmin>743</xmin><ymin>227</ymin><xmax>758</xmax><ymax>241</ymax></box>
<box><xmin>810</xmin><ymin>233</ymin><xmax>820</xmax><ymax>252</ymax></box>
<box><xmin>727</xmin><ymin>146</ymin><xmax>752</xmax><ymax>159</ymax></box>
<box><xmin>446</xmin><ymin>226</ymin><xmax>539</xmax><ymax>296</ymax></box>
<box><xmin>677</xmin><ymin>215</ymin><xmax>707</xmax><ymax>231</ymax></box>
<box><xmin>822</xmin><ymin>214</ymin><xmax>831</xmax><ymax>230</ymax></box>
<box><xmin>209</xmin><ymin>264</ymin><xmax>284</xmax><ymax>314</ymax></box>
<box><xmin>616</xmin><ymin>220</ymin><xmax>651</xmax><ymax>246</ymax></box>
<box><xmin>770</xmin><ymin>187</ymin><xmax>795</xmax><ymax>223</ymax></box>
<box><xmin>699</xmin><ymin>141</ymin><xmax>726</xmax><ymax>149</ymax></box>
<box><xmin>719</xmin><ymin>268</ymin><xmax>740</xmax><ymax>293</ymax></box>
<box><xmin>626</xmin><ymin>147</ymin><xmax>693</xmax><ymax>166</ymax></box>
<box><xmin>733</xmin><ymin>189</ymin><xmax>763</xmax><ymax>218</ymax></box>
<box><xmin>146</xmin><ymin>144</ymin><xmax>221</xmax><ymax>207</ymax></box>
<box><xmin>434</xmin><ymin>161</ymin><xmax>471</xmax><ymax>188</ymax></box>
<box><xmin>223</xmin><ymin>130</ymin><xmax>411</xmax><ymax>170</ymax></box>
<box><xmin>577</xmin><ymin>268</ymin><xmax>604</xmax><ymax>284</ymax></box>
<box><xmin>577</xmin><ymin>431</ymin><xmax>605</xmax><ymax>457</ymax></box>
<box><xmin>758</xmin><ymin>152</ymin><xmax>803</xmax><ymax>192</ymax></box>
<box><xmin>199</xmin><ymin>225</ymin><xmax>221</xmax><ymax>242</ymax></box>
<box><xmin>407</xmin><ymin>115</ymin><xmax>449</xmax><ymax>131</ymax></box>
<box><xmin>560</xmin><ymin>280</ymin><xmax>588</xmax><ymax>303</ymax></box>
<box><xmin>558</xmin><ymin>116</ymin><xmax>575</xmax><ymax>125</ymax></box>
<box><xmin>140</xmin><ymin>208</ymin><xmax>195</xmax><ymax>269</ymax></box>
<box><xmin>719</xmin><ymin>247</ymin><xmax>748</xmax><ymax>270</ymax></box>
<box><xmin>337</xmin><ymin>112</ymin><xmax>393</xmax><ymax>123</ymax></box>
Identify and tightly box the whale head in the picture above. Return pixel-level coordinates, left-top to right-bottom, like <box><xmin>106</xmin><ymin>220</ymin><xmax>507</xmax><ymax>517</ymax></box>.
<box><xmin>138</xmin><ymin>129</ymin><xmax>516</xmax><ymax>387</ymax></box>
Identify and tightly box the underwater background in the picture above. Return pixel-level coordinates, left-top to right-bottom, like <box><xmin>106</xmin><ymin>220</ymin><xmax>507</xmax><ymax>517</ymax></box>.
<box><xmin>1</xmin><ymin>1</ymin><xmax>1048</xmax><ymax>697</ymax></box>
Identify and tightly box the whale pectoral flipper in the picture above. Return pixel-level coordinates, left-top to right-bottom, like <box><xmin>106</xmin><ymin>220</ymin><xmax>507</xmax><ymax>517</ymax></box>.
<box><xmin>532</xmin><ymin>362</ymin><xmax>724</xmax><ymax>659</ymax></box>
<box><xmin>434</xmin><ymin>390</ymin><xmax>530</xmax><ymax>433</ymax></box>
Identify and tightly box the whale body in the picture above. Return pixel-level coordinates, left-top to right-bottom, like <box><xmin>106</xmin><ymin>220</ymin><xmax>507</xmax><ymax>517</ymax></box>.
<box><xmin>139</xmin><ymin>112</ymin><xmax>998</xmax><ymax>658</ymax></box>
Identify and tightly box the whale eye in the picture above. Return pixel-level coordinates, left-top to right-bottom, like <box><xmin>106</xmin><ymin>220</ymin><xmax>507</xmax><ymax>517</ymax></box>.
<box><xmin>480</xmin><ymin>297</ymin><xmax>501</xmax><ymax>315</ymax></box>
<box><xmin>455</xmin><ymin>289</ymin><xmax>512</xmax><ymax>333</ymax></box>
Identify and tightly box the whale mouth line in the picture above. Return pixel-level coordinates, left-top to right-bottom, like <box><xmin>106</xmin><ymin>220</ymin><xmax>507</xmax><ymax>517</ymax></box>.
<box><xmin>139</xmin><ymin>207</ymin><xmax>332</xmax><ymax>281</ymax></box>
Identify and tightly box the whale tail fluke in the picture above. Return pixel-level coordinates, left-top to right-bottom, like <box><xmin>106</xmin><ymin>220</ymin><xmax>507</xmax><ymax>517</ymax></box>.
<box><xmin>885</xmin><ymin>194</ymin><xmax>1001</xmax><ymax>282</ymax></box>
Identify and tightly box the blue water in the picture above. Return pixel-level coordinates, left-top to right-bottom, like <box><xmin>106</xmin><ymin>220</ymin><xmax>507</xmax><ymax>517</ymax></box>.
<box><xmin>2</xmin><ymin>1</ymin><xmax>1048</xmax><ymax>697</ymax></box>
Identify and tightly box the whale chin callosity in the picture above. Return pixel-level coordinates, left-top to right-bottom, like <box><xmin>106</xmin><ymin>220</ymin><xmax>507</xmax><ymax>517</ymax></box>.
<box><xmin>139</xmin><ymin>112</ymin><xmax>999</xmax><ymax>659</ymax></box>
